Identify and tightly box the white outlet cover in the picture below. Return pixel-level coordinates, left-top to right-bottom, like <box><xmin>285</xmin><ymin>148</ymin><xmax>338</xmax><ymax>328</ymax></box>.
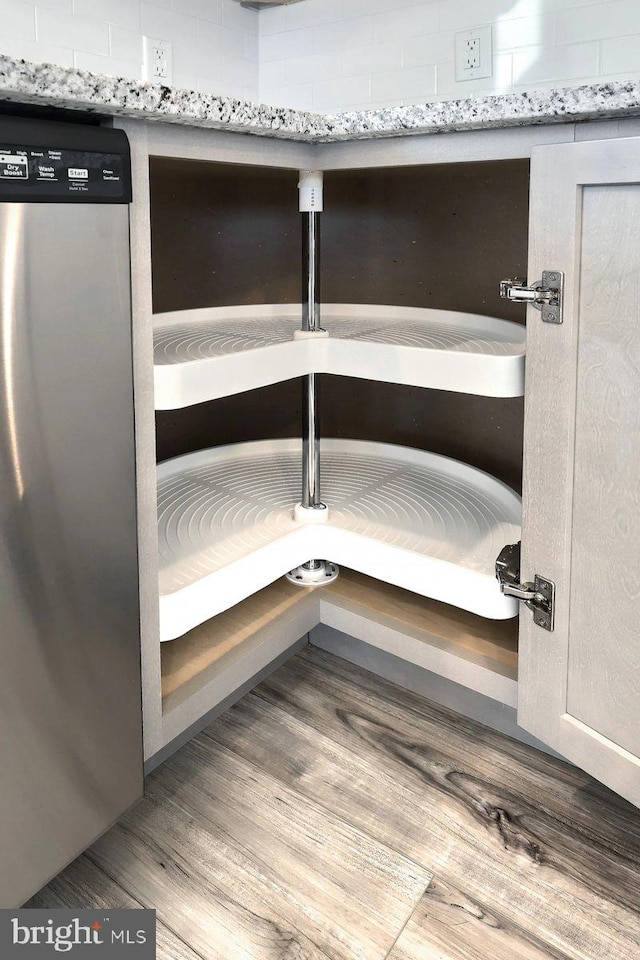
<box><xmin>143</xmin><ymin>36</ymin><xmax>173</xmax><ymax>85</ymax></box>
<box><xmin>455</xmin><ymin>26</ymin><xmax>492</xmax><ymax>82</ymax></box>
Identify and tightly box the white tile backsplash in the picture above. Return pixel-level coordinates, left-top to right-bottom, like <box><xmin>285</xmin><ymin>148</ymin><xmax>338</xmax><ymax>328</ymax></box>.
<box><xmin>513</xmin><ymin>40</ymin><xmax>598</xmax><ymax>84</ymax></box>
<box><xmin>139</xmin><ymin>4</ymin><xmax>196</xmax><ymax>46</ymax></box>
<box><xmin>556</xmin><ymin>1</ymin><xmax>640</xmax><ymax>45</ymax></box>
<box><xmin>438</xmin><ymin>0</ymin><xmax>505</xmax><ymax>33</ymax></box>
<box><xmin>343</xmin><ymin>41</ymin><xmax>404</xmax><ymax>77</ymax></box>
<box><xmin>312</xmin><ymin>73</ymin><xmax>370</xmax><ymax>111</ymax></box>
<box><xmin>371</xmin><ymin>64</ymin><xmax>436</xmax><ymax>102</ymax></box>
<box><xmin>260</xmin><ymin>57</ymin><xmax>288</xmax><ymax>89</ymax></box>
<box><xmin>259</xmin><ymin>0</ymin><xmax>640</xmax><ymax>112</ymax></box>
<box><xmin>0</xmin><ymin>0</ymin><xmax>36</xmax><ymax>42</ymax></box>
<box><xmin>169</xmin><ymin>0</ymin><xmax>222</xmax><ymax>22</ymax></box>
<box><xmin>493</xmin><ymin>14</ymin><xmax>557</xmax><ymax>52</ymax></box>
<box><xmin>109</xmin><ymin>24</ymin><xmax>141</xmax><ymax>63</ymax></box>
<box><xmin>221</xmin><ymin>0</ymin><xmax>258</xmax><ymax>35</ymax></box>
<box><xmin>260</xmin><ymin>26</ymin><xmax>313</xmax><ymax>62</ymax></box>
<box><xmin>3</xmin><ymin>0</ymin><xmax>257</xmax><ymax>97</ymax></box>
<box><xmin>244</xmin><ymin>31</ymin><xmax>259</xmax><ymax>63</ymax></box>
<box><xmin>370</xmin><ymin>4</ymin><xmax>439</xmax><ymax>44</ymax></box>
<box><xmin>1</xmin><ymin>0</ymin><xmax>639</xmax><ymax>112</ymax></box>
<box><xmin>0</xmin><ymin>35</ymin><xmax>73</xmax><ymax>66</ymax></box>
<box><xmin>312</xmin><ymin>18</ymin><xmax>374</xmax><ymax>54</ymax></box>
<box><xmin>286</xmin><ymin>52</ymin><xmax>342</xmax><ymax>86</ymax></box>
<box><xmin>73</xmin><ymin>0</ymin><xmax>140</xmax><ymax>32</ymax></box>
<box><xmin>36</xmin><ymin>8</ymin><xmax>109</xmax><ymax>56</ymax></box>
<box><xmin>73</xmin><ymin>49</ymin><xmax>140</xmax><ymax>77</ymax></box>
<box><xmin>283</xmin><ymin>0</ymin><xmax>341</xmax><ymax>31</ymax></box>
<box><xmin>258</xmin><ymin>5</ymin><xmax>288</xmax><ymax>37</ymax></box>
<box><xmin>342</xmin><ymin>0</ymin><xmax>429</xmax><ymax>17</ymax></box>
<box><xmin>260</xmin><ymin>81</ymin><xmax>313</xmax><ymax>110</ymax></box>
<box><xmin>196</xmin><ymin>19</ymin><xmax>246</xmax><ymax>61</ymax></box>
<box><xmin>29</xmin><ymin>0</ymin><xmax>72</xmax><ymax>11</ymax></box>
<box><xmin>403</xmin><ymin>32</ymin><xmax>454</xmax><ymax>68</ymax></box>
<box><xmin>600</xmin><ymin>33</ymin><xmax>640</xmax><ymax>76</ymax></box>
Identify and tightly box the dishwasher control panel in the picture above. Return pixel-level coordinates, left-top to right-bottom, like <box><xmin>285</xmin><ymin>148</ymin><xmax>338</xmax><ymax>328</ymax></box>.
<box><xmin>0</xmin><ymin>144</ymin><xmax>129</xmax><ymax>201</ymax></box>
<box><xmin>0</xmin><ymin>117</ymin><xmax>131</xmax><ymax>203</ymax></box>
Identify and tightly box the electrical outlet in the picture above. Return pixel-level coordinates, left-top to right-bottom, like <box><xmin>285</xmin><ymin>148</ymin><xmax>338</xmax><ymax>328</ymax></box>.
<box><xmin>143</xmin><ymin>36</ymin><xmax>173</xmax><ymax>85</ymax></box>
<box><xmin>455</xmin><ymin>26</ymin><xmax>492</xmax><ymax>82</ymax></box>
<box><xmin>464</xmin><ymin>38</ymin><xmax>480</xmax><ymax>71</ymax></box>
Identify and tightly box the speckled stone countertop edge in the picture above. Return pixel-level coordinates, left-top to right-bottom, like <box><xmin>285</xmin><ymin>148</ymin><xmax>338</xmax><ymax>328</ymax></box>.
<box><xmin>2</xmin><ymin>55</ymin><xmax>640</xmax><ymax>143</ymax></box>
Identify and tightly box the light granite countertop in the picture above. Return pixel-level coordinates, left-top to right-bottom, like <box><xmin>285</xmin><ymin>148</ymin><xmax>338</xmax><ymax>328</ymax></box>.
<box><xmin>1</xmin><ymin>54</ymin><xmax>640</xmax><ymax>143</ymax></box>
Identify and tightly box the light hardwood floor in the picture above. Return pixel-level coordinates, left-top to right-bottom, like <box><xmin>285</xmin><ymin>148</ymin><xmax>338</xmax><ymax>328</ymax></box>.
<box><xmin>28</xmin><ymin>645</ymin><xmax>640</xmax><ymax>959</ymax></box>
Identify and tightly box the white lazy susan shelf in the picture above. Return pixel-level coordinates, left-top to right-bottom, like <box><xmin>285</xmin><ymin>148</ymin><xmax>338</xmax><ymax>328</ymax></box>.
<box><xmin>154</xmin><ymin>303</ymin><xmax>526</xmax><ymax>409</ymax></box>
<box><xmin>157</xmin><ymin>438</ymin><xmax>521</xmax><ymax>642</ymax></box>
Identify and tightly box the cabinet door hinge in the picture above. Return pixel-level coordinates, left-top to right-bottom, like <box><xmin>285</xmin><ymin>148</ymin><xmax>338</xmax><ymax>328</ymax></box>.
<box><xmin>496</xmin><ymin>541</ymin><xmax>555</xmax><ymax>631</ymax></box>
<box><xmin>499</xmin><ymin>270</ymin><xmax>564</xmax><ymax>324</ymax></box>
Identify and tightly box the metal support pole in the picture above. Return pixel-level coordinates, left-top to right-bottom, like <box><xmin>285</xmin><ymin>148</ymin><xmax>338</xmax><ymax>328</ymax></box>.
<box><xmin>302</xmin><ymin>371</ymin><xmax>321</xmax><ymax>509</ymax></box>
<box><xmin>302</xmin><ymin>211</ymin><xmax>320</xmax><ymax>332</ymax></box>
<box><xmin>287</xmin><ymin>171</ymin><xmax>339</xmax><ymax>587</ymax></box>
<box><xmin>302</xmin><ymin>208</ymin><xmax>321</xmax><ymax>509</ymax></box>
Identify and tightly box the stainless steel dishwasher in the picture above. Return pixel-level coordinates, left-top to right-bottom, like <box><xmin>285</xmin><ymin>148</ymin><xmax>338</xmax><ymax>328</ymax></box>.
<box><xmin>0</xmin><ymin>116</ymin><xmax>142</xmax><ymax>908</ymax></box>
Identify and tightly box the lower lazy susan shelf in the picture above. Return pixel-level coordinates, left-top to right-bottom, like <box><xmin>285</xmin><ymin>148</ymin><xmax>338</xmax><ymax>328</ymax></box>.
<box><xmin>157</xmin><ymin>439</ymin><xmax>521</xmax><ymax>642</ymax></box>
<box><xmin>154</xmin><ymin>303</ymin><xmax>525</xmax><ymax>409</ymax></box>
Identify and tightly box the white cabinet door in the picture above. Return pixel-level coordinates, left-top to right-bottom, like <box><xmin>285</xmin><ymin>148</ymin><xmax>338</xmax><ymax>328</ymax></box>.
<box><xmin>519</xmin><ymin>137</ymin><xmax>640</xmax><ymax>808</ymax></box>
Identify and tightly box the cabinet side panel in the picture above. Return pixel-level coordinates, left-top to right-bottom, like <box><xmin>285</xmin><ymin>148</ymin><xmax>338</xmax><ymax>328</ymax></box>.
<box><xmin>323</xmin><ymin>161</ymin><xmax>529</xmax><ymax>323</ymax></box>
<box><xmin>149</xmin><ymin>160</ymin><xmax>301</xmax><ymax>314</ymax></box>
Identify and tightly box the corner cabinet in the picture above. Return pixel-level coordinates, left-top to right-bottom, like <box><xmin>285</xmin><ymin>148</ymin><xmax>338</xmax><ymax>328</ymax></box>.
<box><xmin>120</xmin><ymin>117</ymin><xmax>640</xmax><ymax>811</ymax></box>
<box><xmin>519</xmin><ymin>137</ymin><xmax>640</xmax><ymax>807</ymax></box>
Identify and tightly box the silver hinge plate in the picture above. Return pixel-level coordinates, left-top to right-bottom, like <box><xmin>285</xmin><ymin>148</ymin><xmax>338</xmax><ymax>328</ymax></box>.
<box><xmin>495</xmin><ymin>542</ymin><xmax>555</xmax><ymax>632</ymax></box>
<box><xmin>499</xmin><ymin>270</ymin><xmax>564</xmax><ymax>324</ymax></box>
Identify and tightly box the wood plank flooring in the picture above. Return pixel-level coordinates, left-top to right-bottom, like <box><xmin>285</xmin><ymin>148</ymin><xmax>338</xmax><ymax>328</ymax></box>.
<box><xmin>28</xmin><ymin>645</ymin><xmax>640</xmax><ymax>960</ymax></box>
<box><xmin>386</xmin><ymin>880</ymin><xmax>561</xmax><ymax>960</ymax></box>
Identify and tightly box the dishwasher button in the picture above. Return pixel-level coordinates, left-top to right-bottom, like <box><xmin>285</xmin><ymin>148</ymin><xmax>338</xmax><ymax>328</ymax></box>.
<box><xmin>0</xmin><ymin>154</ymin><xmax>29</xmax><ymax>179</ymax></box>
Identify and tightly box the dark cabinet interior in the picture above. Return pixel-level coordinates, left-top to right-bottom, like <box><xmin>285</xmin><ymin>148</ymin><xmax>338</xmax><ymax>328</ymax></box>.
<box><xmin>151</xmin><ymin>157</ymin><xmax>529</xmax><ymax>492</ymax></box>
